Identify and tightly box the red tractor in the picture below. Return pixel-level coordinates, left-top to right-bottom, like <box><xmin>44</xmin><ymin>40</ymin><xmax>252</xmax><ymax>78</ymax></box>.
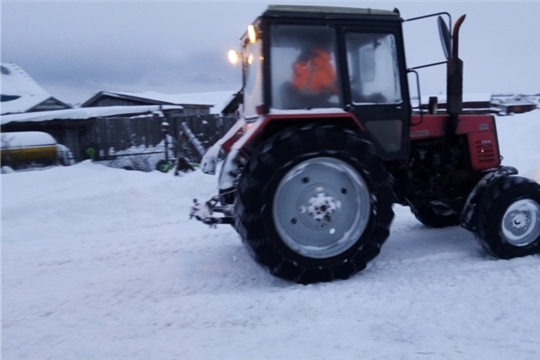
<box><xmin>191</xmin><ymin>5</ymin><xmax>540</xmax><ymax>284</ymax></box>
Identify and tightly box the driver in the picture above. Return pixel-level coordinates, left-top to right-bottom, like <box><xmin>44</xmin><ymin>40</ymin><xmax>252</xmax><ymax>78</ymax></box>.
<box><xmin>291</xmin><ymin>45</ymin><xmax>338</xmax><ymax>96</ymax></box>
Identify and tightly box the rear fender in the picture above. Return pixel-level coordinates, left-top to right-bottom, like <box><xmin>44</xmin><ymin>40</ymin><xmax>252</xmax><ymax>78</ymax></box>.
<box><xmin>217</xmin><ymin>111</ymin><xmax>364</xmax><ymax>192</ymax></box>
<box><xmin>460</xmin><ymin>166</ymin><xmax>518</xmax><ymax>231</ymax></box>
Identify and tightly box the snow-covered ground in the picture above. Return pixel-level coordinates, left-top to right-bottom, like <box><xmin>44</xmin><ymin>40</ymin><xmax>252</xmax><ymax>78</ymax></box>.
<box><xmin>2</xmin><ymin>111</ymin><xmax>540</xmax><ymax>359</ymax></box>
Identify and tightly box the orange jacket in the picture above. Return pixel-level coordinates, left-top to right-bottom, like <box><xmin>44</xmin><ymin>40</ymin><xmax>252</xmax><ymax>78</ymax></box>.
<box><xmin>292</xmin><ymin>49</ymin><xmax>337</xmax><ymax>94</ymax></box>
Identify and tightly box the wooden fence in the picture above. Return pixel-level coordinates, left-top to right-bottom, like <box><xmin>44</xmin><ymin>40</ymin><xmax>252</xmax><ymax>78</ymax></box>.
<box><xmin>79</xmin><ymin>113</ymin><xmax>237</xmax><ymax>164</ymax></box>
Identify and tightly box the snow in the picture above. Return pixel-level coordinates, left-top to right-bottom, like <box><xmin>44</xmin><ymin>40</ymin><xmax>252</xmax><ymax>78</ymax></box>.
<box><xmin>91</xmin><ymin>90</ymin><xmax>237</xmax><ymax>114</ymax></box>
<box><xmin>496</xmin><ymin>111</ymin><xmax>540</xmax><ymax>182</ymax></box>
<box><xmin>1</xmin><ymin>131</ymin><xmax>57</xmax><ymax>149</ymax></box>
<box><xmin>2</xmin><ymin>111</ymin><xmax>540</xmax><ymax>359</ymax></box>
<box><xmin>94</xmin><ymin>141</ymin><xmax>173</xmax><ymax>173</ymax></box>
<box><xmin>0</xmin><ymin>94</ymin><xmax>53</xmax><ymax>115</ymax></box>
<box><xmin>1</xmin><ymin>63</ymin><xmax>48</xmax><ymax>97</ymax></box>
<box><xmin>499</xmin><ymin>94</ymin><xmax>538</xmax><ymax>107</ymax></box>
<box><xmin>0</xmin><ymin>62</ymin><xmax>69</xmax><ymax>115</ymax></box>
<box><xmin>0</xmin><ymin>105</ymin><xmax>183</xmax><ymax>125</ymax></box>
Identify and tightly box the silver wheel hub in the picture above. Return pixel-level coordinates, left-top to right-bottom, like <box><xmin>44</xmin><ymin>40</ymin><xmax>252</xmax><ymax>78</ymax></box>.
<box><xmin>300</xmin><ymin>191</ymin><xmax>340</xmax><ymax>227</ymax></box>
<box><xmin>501</xmin><ymin>199</ymin><xmax>540</xmax><ymax>247</ymax></box>
<box><xmin>272</xmin><ymin>157</ymin><xmax>371</xmax><ymax>259</ymax></box>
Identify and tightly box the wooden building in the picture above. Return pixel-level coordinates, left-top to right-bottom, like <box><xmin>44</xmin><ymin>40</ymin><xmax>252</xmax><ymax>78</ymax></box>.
<box><xmin>495</xmin><ymin>94</ymin><xmax>538</xmax><ymax>115</ymax></box>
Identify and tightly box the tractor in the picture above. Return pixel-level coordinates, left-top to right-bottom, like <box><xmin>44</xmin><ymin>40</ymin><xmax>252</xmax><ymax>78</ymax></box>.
<box><xmin>190</xmin><ymin>5</ymin><xmax>540</xmax><ymax>284</ymax></box>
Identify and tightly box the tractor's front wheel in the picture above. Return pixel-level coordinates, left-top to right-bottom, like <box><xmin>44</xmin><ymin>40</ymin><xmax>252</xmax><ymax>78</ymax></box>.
<box><xmin>234</xmin><ymin>124</ymin><xmax>394</xmax><ymax>284</ymax></box>
<box><xmin>476</xmin><ymin>176</ymin><xmax>540</xmax><ymax>259</ymax></box>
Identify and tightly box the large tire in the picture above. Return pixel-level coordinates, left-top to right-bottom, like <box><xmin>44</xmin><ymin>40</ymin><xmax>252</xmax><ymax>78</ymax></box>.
<box><xmin>234</xmin><ymin>124</ymin><xmax>394</xmax><ymax>284</ymax></box>
<box><xmin>411</xmin><ymin>202</ymin><xmax>460</xmax><ymax>228</ymax></box>
<box><xmin>476</xmin><ymin>176</ymin><xmax>540</xmax><ymax>259</ymax></box>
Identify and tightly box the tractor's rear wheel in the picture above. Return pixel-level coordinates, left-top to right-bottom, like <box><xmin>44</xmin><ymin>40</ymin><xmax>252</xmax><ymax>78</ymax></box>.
<box><xmin>234</xmin><ymin>124</ymin><xmax>394</xmax><ymax>284</ymax></box>
<box><xmin>476</xmin><ymin>176</ymin><xmax>540</xmax><ymax>259</ymax></box>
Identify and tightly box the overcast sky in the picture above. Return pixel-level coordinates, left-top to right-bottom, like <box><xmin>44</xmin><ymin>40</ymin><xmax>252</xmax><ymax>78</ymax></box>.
<box><xmin>2</xmin><ymin>1</ymin><xmax>539</xmax><ymax>105</ymax></box>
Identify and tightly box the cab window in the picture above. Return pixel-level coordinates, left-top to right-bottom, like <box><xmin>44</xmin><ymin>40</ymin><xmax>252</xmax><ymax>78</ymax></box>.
<box><xmin>270</xmin><ymin>24</ymin><xmax>342</xmax><ymax>110</ymax></box>
<box><xmin>345</xmin><ymin>33</ymin><xmax>402</xmax><ymax>105</ymax></box>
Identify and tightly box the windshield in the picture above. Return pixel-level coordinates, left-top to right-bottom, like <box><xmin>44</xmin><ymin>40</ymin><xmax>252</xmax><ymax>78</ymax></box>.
<box><xmin>243</xmin><ymin>39</ymin><xmax>263</xmax><ymax>119</ymax></box>
<box><xmin>269</xmin><ymin>24</ymin><xmax>342</xmax><ymax>110</ymax></box>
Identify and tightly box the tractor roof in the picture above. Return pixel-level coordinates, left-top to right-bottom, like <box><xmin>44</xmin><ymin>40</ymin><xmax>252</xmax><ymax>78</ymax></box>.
<box><xmin>264</xmin><ymin>5</ymin><xmax>400</xmax><ymax>19</ymax></box>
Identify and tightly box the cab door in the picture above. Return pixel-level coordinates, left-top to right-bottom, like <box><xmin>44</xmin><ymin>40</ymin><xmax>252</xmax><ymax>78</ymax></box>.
<box><xmin>342</xmin><ymin>29</ymin><xmax>410</xmax><ymax>161</ymax></box>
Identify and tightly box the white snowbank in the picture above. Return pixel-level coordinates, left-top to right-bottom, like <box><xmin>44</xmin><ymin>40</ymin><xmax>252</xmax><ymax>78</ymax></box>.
<box><xmin>495</xmin><ymin>110</ymin><xmax>540</xmax><ymax>182</ymax></box>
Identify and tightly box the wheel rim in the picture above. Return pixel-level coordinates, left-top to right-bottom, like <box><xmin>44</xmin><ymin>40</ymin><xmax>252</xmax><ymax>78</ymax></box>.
<box><xmin>501</xmin><ymin>199</ymin><xmax>540</xmax><ymax>247</ymax></box>
<box><xmin>272</xmin><ymin>157</ymin><xmax>371</xmax><ymax>259</ymax></box>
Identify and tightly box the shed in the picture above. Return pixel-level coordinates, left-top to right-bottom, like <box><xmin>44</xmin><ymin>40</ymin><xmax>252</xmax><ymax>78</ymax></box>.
<box><xmin>497</xmin><ymin>94</ymin><xmax>538</xmax><ymax>115</ymax></box>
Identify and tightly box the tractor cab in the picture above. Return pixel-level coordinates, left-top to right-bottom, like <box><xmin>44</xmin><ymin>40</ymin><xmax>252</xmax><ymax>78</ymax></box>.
<box><xmin>237</xmin><ymin>5</ymin><xmax>411</xmax><ymax>161</ymax></box>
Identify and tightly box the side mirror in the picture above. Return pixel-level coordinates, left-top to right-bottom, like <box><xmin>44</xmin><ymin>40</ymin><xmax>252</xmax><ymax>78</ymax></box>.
<box><xmin>438</xmin><ymin>16</ymin><xmax>451</xmax><ymax>60</ymax></box>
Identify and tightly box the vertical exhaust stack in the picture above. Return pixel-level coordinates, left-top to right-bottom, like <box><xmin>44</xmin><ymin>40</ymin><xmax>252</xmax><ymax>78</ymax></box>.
<box><xmin>447</xmin><ymin>15</ymin><xmax>466</xmax><ymax>118</ymax></box>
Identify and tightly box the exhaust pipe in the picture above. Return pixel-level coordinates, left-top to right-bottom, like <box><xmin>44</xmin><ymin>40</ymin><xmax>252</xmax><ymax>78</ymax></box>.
<box><xmin>447</xmin><ymin>14</ymin><xmax>466</xmax><ymax>117</ymax></box>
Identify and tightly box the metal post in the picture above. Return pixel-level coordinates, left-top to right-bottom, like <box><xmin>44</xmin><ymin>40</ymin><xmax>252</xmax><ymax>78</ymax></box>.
<box><xmin>162</xmin><ymin>121</ymin><xmax>170</xmax><ymax>163</ymax></box>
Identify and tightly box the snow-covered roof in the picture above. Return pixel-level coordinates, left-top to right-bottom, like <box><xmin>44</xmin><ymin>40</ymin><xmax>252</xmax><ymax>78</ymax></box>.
<box><xmin>83</xmin><ymin>90</ymin><xmax>236</xmax><ymax>114</ymax></box>
<box><xmin>1</xmin><ymin>63</ymin><xmax>47</xmax><ymax>96</ymax></box>
<box><xmin>169</xmin><ymin>90</ymin><xmax>237</xmax><ymax>114</ymax></box>
<box><xmin>1</xmin><ymin>105</ymin><xmax>183</xmax><ymax>125</ymax></box>
<box><xmin>500</xmin><ymin>94</ymin><xmax>537</xmax><ymax>106</ymax></box>
<box><xmin>1</xmin><ymin>63</ymin><xmax>71</xmax><ymax>115</ymax></box>
<box><xmin>1</xmin><ymin>94</ymin><xmax>52</xmax><ymax>115</ymax></box>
